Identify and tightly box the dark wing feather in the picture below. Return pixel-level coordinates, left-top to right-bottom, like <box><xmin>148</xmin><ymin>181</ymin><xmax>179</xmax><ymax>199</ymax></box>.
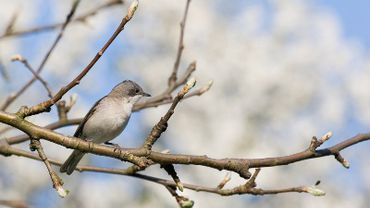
<box><xmin>74</xmin><ymin>96</ymin><xmax>107</xmax><ymax>138</ymax></box>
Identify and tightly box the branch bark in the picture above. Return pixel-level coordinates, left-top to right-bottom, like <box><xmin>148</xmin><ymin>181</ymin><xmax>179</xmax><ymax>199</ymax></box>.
<box><xmin>1</xmin><ymin>0</ymin><xmax>81</xmax><ymax>111</ymax></box>
<box><xmin>0</xmin><ymin>0</ymin><xmax>124</xmax><ymax>39</ymax></box>
<box><xmin>0</xmin><ymin>110</ymin><xmax>369</xmax><ymax>179</ymax></box>
<box><xmin>13</xmin><ymin>1</ymin><xmax>138</xmax><ymax>118</ymax></box>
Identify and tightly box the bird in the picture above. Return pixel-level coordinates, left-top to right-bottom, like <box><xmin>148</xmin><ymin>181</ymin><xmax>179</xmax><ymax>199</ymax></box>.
<box><xmin>60</xmin><ymin>80</ymin><xmax>150</xmax><ymax>175</ymax></box>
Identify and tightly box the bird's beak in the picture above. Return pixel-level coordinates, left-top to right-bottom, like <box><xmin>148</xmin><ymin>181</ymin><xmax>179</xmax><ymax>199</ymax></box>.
<box><xmin>142</xmin><ymin>92</ymin><xmax>151</xmax><ymax>97</ymax></box>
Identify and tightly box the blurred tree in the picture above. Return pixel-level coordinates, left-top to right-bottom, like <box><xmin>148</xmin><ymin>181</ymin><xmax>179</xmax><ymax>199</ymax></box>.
<box><xmin>0</xmin><ymin>0</ymin><xmax>369</xmax><ymax>207</ymax></box>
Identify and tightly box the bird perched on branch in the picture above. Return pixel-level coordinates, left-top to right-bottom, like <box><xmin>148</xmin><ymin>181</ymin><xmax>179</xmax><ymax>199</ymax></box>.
<box><xmin>60</xmin><ymin>80</ymin><xmax>150</xmax><ymax>175</ymax></box>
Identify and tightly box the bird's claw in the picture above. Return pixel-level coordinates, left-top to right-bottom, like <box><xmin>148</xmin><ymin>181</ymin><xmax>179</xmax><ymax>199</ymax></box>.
<box><xmin>104</xmin><ymin>141</ymin><xmax>121</xmax><ymax>149</ymax></box>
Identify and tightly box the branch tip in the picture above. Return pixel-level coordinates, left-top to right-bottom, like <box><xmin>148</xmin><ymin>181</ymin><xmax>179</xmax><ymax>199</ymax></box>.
<box><xmin>127</xmin><ymin>0</ymin><xmax>139</xmax><ymax>20</ymax></box>
<box><xmin>302</xmin><ymin>186</ymin><xmax>326</xmax><ymax>196</ymax></box>
<box><xmin>335</xmin><ymin>153</ymin><xmax>350</xmax><ymax>169</ymax></box>
<box><xmin>201</xmin><ymin>80</ymin><xmax>213</xmax><ymax>93</ymax></box>
<box><xmin>10</xmin><ymin>54</ymin><xmax>24</xmax><ymax>62</ymax></box>
<box><xmin>177</xmin><ymin>181</ymin><xmax>184</xmax><ymax>192</ymax></box>
<box><xmin>217</xmin><ymin>172</ymin><xmax>232</xmax><ymax>189</ymax></box>
<box><xmin>320</xmin><ymin>131</ymin><xmax>333</xmax><ymax>143</ymax></box>
<box><xmin>56</xmin><ymin>185</ymin><xmax>69</xmax><ymax>198</ymax></box>
<box><xmin>184</xmin><ymin>77</ymin><xmax>196</xmax><ymax>91</ymax></box>
<box><xmin>178</xmin><ymin>198</ymin><xmax>194</xmax><ymax>208</ymax></box>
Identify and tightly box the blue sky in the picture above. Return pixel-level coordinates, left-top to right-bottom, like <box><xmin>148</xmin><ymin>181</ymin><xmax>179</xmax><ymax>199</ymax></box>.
<box><xmin>317</xmin><ymin>0</ymin><xmax>370</xmax><ymax>50</ymax></box>
<box><xmin>2</xmin><ymin>1</ymin><xmax>370</xmax><ymax>207</ymax></box>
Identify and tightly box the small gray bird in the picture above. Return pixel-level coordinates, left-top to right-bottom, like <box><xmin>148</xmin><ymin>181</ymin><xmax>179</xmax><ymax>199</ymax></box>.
<box><xmin>60</xmin><ymin>80</ymin><xmax>150</xmax><ymax>175</ymax></box>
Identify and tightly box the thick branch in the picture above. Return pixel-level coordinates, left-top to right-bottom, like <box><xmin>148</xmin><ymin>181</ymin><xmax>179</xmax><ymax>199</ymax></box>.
<box><xmin>0</xmin><ymin>110</ymin><xmax>369</xmax><ymax>178</ymax></box>
<box><xmin>0</xmin><ymin>144</ymin><xmax>322</xmax><ymax>197</ymax></box>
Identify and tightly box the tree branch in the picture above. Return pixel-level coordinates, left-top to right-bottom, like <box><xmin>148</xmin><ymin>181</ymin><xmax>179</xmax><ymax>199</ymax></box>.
<box><xmin>0</xmin><ymin>144</ymin><xmax>325</xmax><ymax>197</ymax></box>
<box><xmin>0</xmin><ymin>110</ymin><xmax>368</xmax><ymax>179</ymax></box>
<box><xmin>0</xmin><ymin>0</ymin><xmax>124</xmax><ymax>39</ymax></box>
<box><xmin>29</xmin><ymin>139</ymin><xmax>67</xmax><ymax>197</ymax></box>
<box><xmin>141</xmin><ymin>78</ymin><xmax>196</xmax><ymax>150</ymax></box>
<box><xmin>13</xmin><ymin>0</ymin><xmax>139</xmax><ymax>118</ymax></box>
<box><xmin>168</xmin><ymin>0</ymin><xmax>192</xmax><ymax>86</ymax></box>
<box><xmin>11</xmin><ymin>55</ymin><xmax>53</xmax><ymax>98</ymax></box>
<box><xmin>1</xmin><ymin>0</ymin><xmax>81</xmax><ymax>111</ymax></box>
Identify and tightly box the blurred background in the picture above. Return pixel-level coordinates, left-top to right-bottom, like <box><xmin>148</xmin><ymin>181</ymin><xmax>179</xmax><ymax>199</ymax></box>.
<box><xmin>0</xmin><ymin>0</ymin><xmax>370</xmax><ymax>207</ymax></box>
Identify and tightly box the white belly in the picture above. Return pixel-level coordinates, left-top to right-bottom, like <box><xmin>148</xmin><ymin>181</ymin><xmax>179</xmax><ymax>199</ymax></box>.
<box><xmin>82</xmin><ymin>98</ymin><xmax>132</xmax><ymax>143</ymax></box>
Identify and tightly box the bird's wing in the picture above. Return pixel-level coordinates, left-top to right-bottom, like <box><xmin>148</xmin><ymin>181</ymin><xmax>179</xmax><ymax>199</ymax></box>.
<box><xmin>74</xmin><ymin>96</ymin><xmax>107</xmax><ymax>138</ymax></box>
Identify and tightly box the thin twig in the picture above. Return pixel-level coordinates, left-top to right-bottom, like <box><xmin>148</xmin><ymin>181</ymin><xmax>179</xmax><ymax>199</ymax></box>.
<box><xmin>217</xmin><ymin>172</ymin><xmax>231</xmax><ymax>189</ymax></box>
<box><xmin>3</xmin><ymin>8</ymin><xmax>20</xmax><ymax>36</ymax></box>
<box><xmin>134</xmin><ymin>62</ymin><xmax>197</xmax><ymax>110</ymax></box>
<box><xmin>14</xmin><ymin>0</ymin><xmax>139</xmax><ymax>118</ymax></box>
<box><xmin>4</xmin><ymin>80</ymin><xmax>211</xmax><ymax>145</ymax></box>
<box><xmin>4</xmin><ymin>78</ymin><xmax>210</xmax><ymax>145</ymax></box>
<box><xmin>0</xmin><ymin>0</ymin><xmax>124</xmax><ymax>39</ymax></box>
<box><xmin>29</xmin><ymin>139</ymin><xmax>67</xmax><ymax>197</ymax></box>
<box><xmin>142</xmin><ymin>78</ymin><xmax>196</xmax><ymax>150</ymax></box>
<box><xmin>0</xmin><ymin>144</ymin><xmax>325</xmax><ymax>197</ymax></box>
<box><xmin>0</xmin><ymin>200</ymin><xmax>28</xmax><ymax>208</ymax></box>
<box><xmin>11</xmin><ymin>55</ymin><xmax>53</xmax><ymax>98</ymax></box>
<box><xmin>168</xmin><ymin>0</ymin><xmax>192</xmax><ymax>86</ymax></box>
<box><xmin>134</xmin><ymin>78</ymin><xmax>213</xmax><ymax>111</ymax></box>
<box><xmin>165</xmin><ymin>185</ymin><xmax>194</xmax><ymax>207</ymax></box>
<box><xmin>161</xmin><ymin>164</ymin><xmax>183</xmax><ymax>191</ymax></box>
<box><xmin>0</xmin><ymin>0</ymin><xmax>81</xmax><ymax>111</ymax></box>
<box><xmin>0</xmin><ymin>59</ymin><xmax>9</xmax><ymax>81</ymax></box>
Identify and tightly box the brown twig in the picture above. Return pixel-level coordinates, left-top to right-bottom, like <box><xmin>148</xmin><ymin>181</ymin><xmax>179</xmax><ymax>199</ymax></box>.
<box><xmin>0</xmin><ymin>110</ymin><xmax>369</xmax><ymax>179</ymax></box>
<box><xmin>3</xmin><ymin>8</ymin><xmax>20</xmax><ymax>36</ymax></box>
<box><xmin>29</xmin><ymin>139</ymin><xmax>67</xmax><ymax>197</ymax></box>
<box><xmin>334</xmin><ymin>153</ymin><xmax>350</xmax><ymax>168</ymax></box>
<box><xmin>5</xmin><ymin>118</ymin><xmax>81</xmax><ymax>145</ymax></box>
<box><xmin>0</xmin><ymin>59</ymin><xmax>9</xmax><ymax>81</ymax></box>
<box><xmin>161</xmin><ymin>164</ymin><xmax>183</xmax><ymax>191</ymax></box>
<box><xmin>0</xmin><ymin>0</ymin><xmax>124</xmax><ymax>39</ymax></box>
<box><xmin>0</xmin><ymin>144</ymin><xmax>326</xmax><ymax>197</ymax></box>
<box><xmin>13</xmin><ymin>0</ymin><xmax>139</xmax><ymax>118</ymax></box>
<box><xmin>168</xmin><ymin>0</ymin><xmax>191</xmax><ymax>86</ymax></box>
<box><xmin>0</xmin><ymin>200</ymin><xmax>28</xmax><ymax>208</ymax></box>
<box><xmin>4</xmin><ymin>78</ymin><xmax>209</xmax><ymax>145</ymax></box>
<box><xmin>134</xmin><ymin>77</ymin><xmax>213</xmax><ymax>112</ymax></box>
<box><xmin>141</xmin><ymin>78</ymin><xmax>196</xmax><ymax>150</ymax></box>
<box><xmin>119</xmin><ymin>78</ymin><xmax>197</xmax><ymax>175</ymax></box>
<box><xmin>308</xmin><ymin>131</ymin><xmax>333</xmax><ymax>152</ymax></box>
<box><xmin>0</xmin><ymin>0</ymin><xmax>81</xmax><ymax>111</ymax></box>
<box><xmin>216</xmin><ymin>172</ymin><xmax>231</xmax><ymax>189</ymax></box>
<box><xmin>244</xmin><ymin>168</ymin><xmax>260</xmax><ymax>188</ymax></box>
<box><xmin>11</xmin><ymin>55</ymin><xmax>53</xmax><ymax>98</ymax></box>
<box><xmin>165</xmin><ymin>185</ymin><xmax>194</xmax><ymax>208</ymax></box>
<box><xmin>136</xmin><ymin>62</ymin><xmax>196</xmax><ymax>108</ymax></box>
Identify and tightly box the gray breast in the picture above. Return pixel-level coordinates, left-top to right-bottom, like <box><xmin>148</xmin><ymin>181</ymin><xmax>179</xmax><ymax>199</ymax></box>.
<box><xmin>81</xmin><ymin>97</ymin><xmax>132</xmax><ymax>143</ymax></box>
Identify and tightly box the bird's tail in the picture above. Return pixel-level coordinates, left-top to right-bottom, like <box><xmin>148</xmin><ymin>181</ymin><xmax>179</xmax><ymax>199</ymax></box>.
<box><xmin>60</xmin><ymin>150</ymin><xmax>85</xmax><ymax>175</ymax></box>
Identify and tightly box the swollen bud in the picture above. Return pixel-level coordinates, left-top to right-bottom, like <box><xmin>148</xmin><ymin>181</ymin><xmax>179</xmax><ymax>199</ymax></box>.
<box><xmin>186</xmin><ymin>77</ymin><xmax>197</xmax><ymax>90</ymax></box>
<box><xmin>303</xmin><ymin>186</ymin><xmax>326</xmax><ymax>196</ymax></box>
<box><xmin>127</xmin><ymin>0</ymin><xmax>139</xmax><ymax>20</ymax></box>
<box><xmin>56</xmin><ymin>185</ymin><xmax>69</xmax><ymax>198</ymax></box>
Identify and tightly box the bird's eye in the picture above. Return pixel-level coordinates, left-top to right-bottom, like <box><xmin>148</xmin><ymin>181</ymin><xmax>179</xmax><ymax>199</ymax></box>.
<box><xmin>135</xmin><ymin>89</ymin><xmax>140</xmax><ymax>94</ymax></box>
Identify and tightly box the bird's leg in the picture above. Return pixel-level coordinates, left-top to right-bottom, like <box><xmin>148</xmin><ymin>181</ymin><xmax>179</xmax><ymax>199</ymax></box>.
<box><xmin>104</xmin><ymin>141</ymin><xmax>121</xmax><ymax>149</ymax></box>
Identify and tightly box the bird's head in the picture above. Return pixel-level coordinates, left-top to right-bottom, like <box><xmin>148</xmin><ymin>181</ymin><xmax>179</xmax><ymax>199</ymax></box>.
<box><xmin>110</xmin><ymin>80</ymin><xmax>151</xmax><ymax>104</ymax></box>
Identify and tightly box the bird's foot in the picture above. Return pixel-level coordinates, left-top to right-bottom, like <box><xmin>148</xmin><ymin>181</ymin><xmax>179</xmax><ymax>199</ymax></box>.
<box><xmin>104</xmin><ymin>141</ymin><xmax>121</xmax><ymax>149</ymax></box>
